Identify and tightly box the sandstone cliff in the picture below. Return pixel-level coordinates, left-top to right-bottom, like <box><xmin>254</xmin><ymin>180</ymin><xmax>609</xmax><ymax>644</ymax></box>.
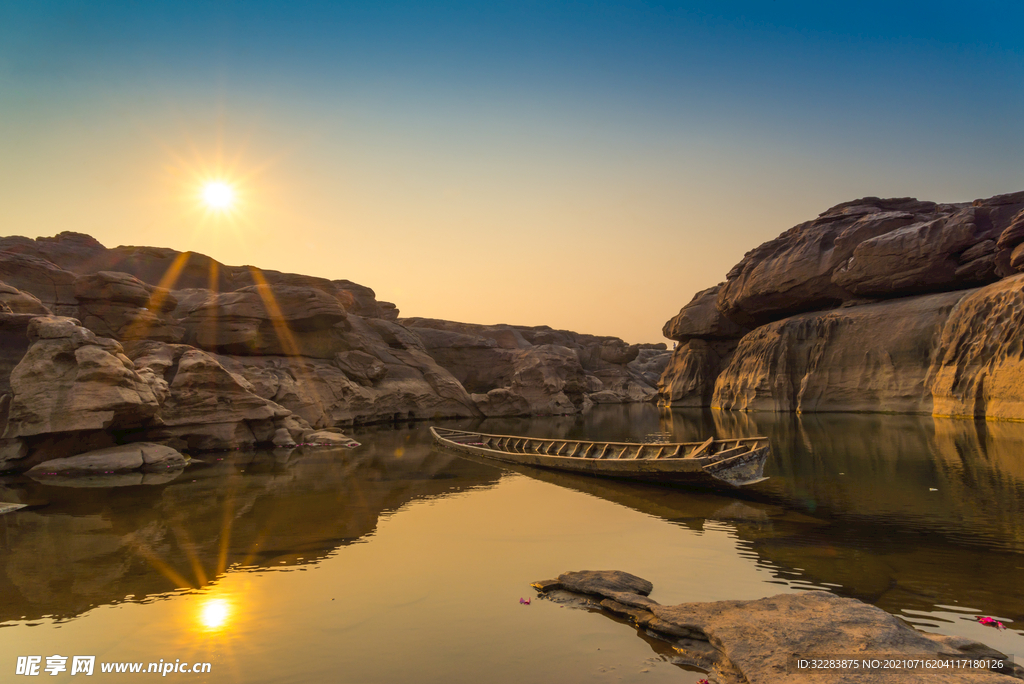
<box><xmin>0</xmin><ymin>232</ymin><xmax>666</xmax><ymax>472</ymax></box>
<box><xmin>660</xmin><ymin>191</ymin><xmax>1024</xmax><ymax>420</ymax></box>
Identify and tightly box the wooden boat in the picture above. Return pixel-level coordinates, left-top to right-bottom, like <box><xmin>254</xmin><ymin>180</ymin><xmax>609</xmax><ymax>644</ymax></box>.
<box><xmin>430</xmin><ymin>427</ymin><xmax>770</xmax><ymax>487</ymax></box>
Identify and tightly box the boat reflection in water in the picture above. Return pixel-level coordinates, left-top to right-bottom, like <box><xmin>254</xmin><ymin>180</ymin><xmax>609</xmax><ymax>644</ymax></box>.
<box><xmin>0</xmin><ymin>406</ymin><xmax>1021</xmax><ymax>681</ymax></box>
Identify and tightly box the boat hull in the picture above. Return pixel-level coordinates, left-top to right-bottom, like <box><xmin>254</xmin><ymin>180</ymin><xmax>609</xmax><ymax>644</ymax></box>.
<box><xmin>430</xmin><ymin>427</ymin><xmax>769</xmax><ymax>487</ymax></box>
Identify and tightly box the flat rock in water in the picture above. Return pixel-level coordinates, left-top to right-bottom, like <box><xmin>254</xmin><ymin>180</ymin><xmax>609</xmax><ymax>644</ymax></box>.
<box><xmin>305</xmin><ymin>431</ymin><xmax>360</xmax><ymax>448</ymax></box>
<box><xmin>554</xmin><ymin>570</ymin><xmax>654</xmax><ymax>597</ymax></box>
<box><xmin>26</xmin><ymin>443</ymin><xmax>186</xmax><ymax>475</ymax></box>
<box><xmin>533</xmin><ymin>570</ymin><xmax>1023</xmax><ymax>683</ymax></box>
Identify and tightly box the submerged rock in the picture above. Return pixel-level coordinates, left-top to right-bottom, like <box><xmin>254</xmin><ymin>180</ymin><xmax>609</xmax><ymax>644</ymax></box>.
<box><xmin>533</xmin><ymin>570</ymin><xmax>1022</xmax><ymax>683</ymax></box>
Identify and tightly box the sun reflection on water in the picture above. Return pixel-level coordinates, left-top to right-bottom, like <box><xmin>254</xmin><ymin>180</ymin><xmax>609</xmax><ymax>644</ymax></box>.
<box><xmin>198</xmin><ymin>598</ymin><xmax>231</xmax><ymax>632</ymax></box>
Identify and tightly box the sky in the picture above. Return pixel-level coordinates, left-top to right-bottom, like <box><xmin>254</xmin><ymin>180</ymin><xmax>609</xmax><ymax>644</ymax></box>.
<box><xmin>1</xmin><ymin>1</ymin><xmax>1022</xmax><ymax>344</ymax></box>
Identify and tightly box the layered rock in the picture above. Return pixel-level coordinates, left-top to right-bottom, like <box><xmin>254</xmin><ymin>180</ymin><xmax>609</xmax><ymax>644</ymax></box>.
<box><xmin>0</xmin><ymin>252</ymin><xmax>78</xmax><ymax>315</ymax></box>
<box><xmin>401</xmin><ymin>318</ymin><xmax>666</xmax><ymax>416</ymax></box>
<box><xmin>180</xmin><ymin>284</ymin><xmax>348</xmax><ymax>356</ymax></box>
<box><xmin>0</xmin><ymin>281</ymin><xmax>49</xmax><ymax>315</ymax></box>
<box><xmin>660</xmin><ymin>284</ymin><xmax>749</xmax><ymax>407</ymax></box>
<box><xmin>3</xmin><ymin>317</ymin><xmax>161</xmax><ymax>439</ymax></box>
<box><xmin>0</xmin><ymin>231</ymin><xmax>398</xmax><ymax>319</ymax></box>
<box><xmin>74</xmin><ymin>271</ymin><xmax>182</xmax><ymax>342</ymax></box>
<box><xmin>930</xmin><ymin>273</ymin><xmax>1024</xmax><ymax>420</ymax></box>
<box><xmin>660</xmin><ymin>190</ymin><xmax>1024</xmax><ymax>420</ymax></box>
<box><xmin>533</xmin><ymin>570</ymin><xmax>1021</xmax><ymax>683</ymax></box>
<box><xmin>715</xmin><ymin>193</ymin><xmax>1024</xmax><ymax>328</ymax></box>
<box><xmin>712</xmin><ymin>291</ymin><xmax>968</xmax><ymax>413</ymax></box>
<box><xmin>0</xmin><ymin>231</ymin><xmax>666</xmax><ymax>472</ymax></box>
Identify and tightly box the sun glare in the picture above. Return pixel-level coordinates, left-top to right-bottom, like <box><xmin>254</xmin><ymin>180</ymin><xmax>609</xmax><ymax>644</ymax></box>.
<box><xmin>201</xmin><ymin>181</ymin><xmax>236</xmax><ymax>210</ymax></box>
<box><xmin>199</xmin><ymin>598</ymin><xmax>231</xmax><ymax>631</ymax></box>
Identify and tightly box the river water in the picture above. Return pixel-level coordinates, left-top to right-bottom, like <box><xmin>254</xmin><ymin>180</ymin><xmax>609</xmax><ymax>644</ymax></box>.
<box><xmin>1</xmin><ymin>405</ymin><xmax>1021</xmax><ymax>682</ymax></box>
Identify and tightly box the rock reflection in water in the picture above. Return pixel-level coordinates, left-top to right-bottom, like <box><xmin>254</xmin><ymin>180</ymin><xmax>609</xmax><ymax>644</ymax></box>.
<box><xmin>0</xmin><ymin>426</ymin><xmax>499</xmax><ymax>624</ymax></box>
<box><xmin>649</xmin><ymin>409</ymin><xmax>1024</xmax><ymax>631</ymax></box>
<box><xmin>449</xmin><ymin>406</ymin><xmax>1023</xmax><ymax>646</ymax></box>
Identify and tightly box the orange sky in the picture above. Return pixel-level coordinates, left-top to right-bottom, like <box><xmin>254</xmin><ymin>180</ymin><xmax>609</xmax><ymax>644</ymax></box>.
<box><xmin>2</xmin><ymin>3</ymin><xmax>1022</xmax><ymax>343</ymax></box>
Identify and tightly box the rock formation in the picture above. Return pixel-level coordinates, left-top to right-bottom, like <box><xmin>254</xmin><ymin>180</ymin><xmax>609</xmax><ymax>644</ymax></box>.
<box><xmin>400</xmin><ymin>317</ymin><xmax>667</xmax><ymax>416</ymax></box>
<box><xmin>0</xmin><ymin>232</ymin><xmax>665</xmax><ymax>473</ymax></box>
<box><xmin>533</xmin><ymin>570</ymin><xmax>1022</xmax><ymax>683</ymax></box>
<box><xmin>660</xmin><ymin>190</ymin><xmax>1024</xmax><ymax>419</ymax></box>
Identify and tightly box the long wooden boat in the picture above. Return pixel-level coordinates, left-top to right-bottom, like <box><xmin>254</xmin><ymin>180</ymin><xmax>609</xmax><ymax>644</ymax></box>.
<box><xmin>430</xmin><ymin>427</ymin><xmax>770</xmax><ymax>487</ymax></box>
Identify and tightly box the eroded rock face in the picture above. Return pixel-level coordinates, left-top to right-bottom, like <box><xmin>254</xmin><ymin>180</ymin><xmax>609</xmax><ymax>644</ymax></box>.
<box><xmin>930</xmin><ymin>274</ymin><xmax>1024</xmax><ymax>420</ymax></box>
<box><xmin>181</xmin><ymin>284</ymin><xmax>349</xmax><ymax>357</ymax></box>
<box><xmin>832</xmin><ymin>207</ymin><xmax>1002</xmax><ymax>296</ymax></box>
<box><xmin>0</xmin><ymin>231</ymin><xmax>661</xmax><ymax>464</ymax></box>
<box><xmin>126</xmin><ymin>341</ymin><xmax>310</xmax><ymax>451</ymax></box>
<box><xmin>3</xmin><ymin>316</ymin><xmax>161</xmax><ymax>439</ymax></box>
<box><xmin>0</xmin><ymin>232</ymin><xmax>396</xmax><ymax>319</ymax></box>
<box><xmin>0</xmin><ymin>281</ymin><xmax>50</xmax><ymax>315</ymax></box>
<box><xmin>74</xmin><ymin>271</ymin><xmax>183</xmax><ymax>342</ymax></box>
<box><xmin>402</xmin><ymin>318</ymin><xmax>659</xmax><ymax>415</ymax></box>
<box><xmin>712</xmin><ymin>291</ymin><xmax>968</xmax><ymax>413</ymax></box>
<box><xmin>659</xmin><ymin>339</ymin><xmax>737</xmax><ymax>408</ymax></box>
<box><xmin>0</xmin><ymin>313</ymin><xmax>39</xmax><ymax>395</ymax></box>
<box><xmin>0</xmin><ymin>252</ymin><xmax>78</xmax><ymax>316</ymax></box>
<box><xmin>626</xmin><ymin>347</ymin><xmax>672</xmax><ymax>388</ymax></box>
<box><xmin>533</xmin><ymin>570</ymin><xmax>1021</xmax><ymax>683</ymax></box>
<box><xmin>663</xmin><ymin>284</ymin><xmax>748</xmax><ymax>342</ymax></box>
<box><xmin>717</xmin><ymin>198</ymin><xmax>942</xmax><ymax>326</ymax></box>
<box><xmin>660</xmin><ymin>191</ymin><xmax>1024</xmax><ymax>418</ymax></box>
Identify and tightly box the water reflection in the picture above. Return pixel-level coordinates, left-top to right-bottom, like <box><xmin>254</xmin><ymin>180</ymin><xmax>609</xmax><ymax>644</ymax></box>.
<box><xmin>198</xmin><ymin>597</ymin><xmax>231</xmax><ymax>632</ymax></box>
<box><xmin>0</xmin><ymin>427</ymin><xmax>500</xmax><ymax>624</ymax></box>
<box><xmin>0</xmin><ymin>406</ymin><xmax>1022</xmax><ymax>673</ymax></box>
<box><xmin>475</xmin><ymin>407</ymin><xmax>1024</xmax><ymax>648</ymax></box>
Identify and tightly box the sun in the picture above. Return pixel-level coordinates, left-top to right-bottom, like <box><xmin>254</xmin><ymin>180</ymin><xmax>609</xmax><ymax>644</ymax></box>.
<box><xmin>201</xmin><ymin>181</ymin><xmax>236</xmax><ymax>210</ymax></box>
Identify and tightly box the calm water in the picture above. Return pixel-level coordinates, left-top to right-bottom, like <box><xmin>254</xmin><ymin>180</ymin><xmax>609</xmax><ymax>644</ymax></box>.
<box><xmin>1</xmin><ymin>406</ymin><xmax>1022</xmax><ymax>682</ymax></box>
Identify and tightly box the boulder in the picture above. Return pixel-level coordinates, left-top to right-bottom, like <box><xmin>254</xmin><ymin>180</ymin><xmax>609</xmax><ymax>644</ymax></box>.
<box><xmin>127</xmin><ymin>343</ymin><xmax>303</xmax><ymax>450</ymax></box>
<box><xmin>507</xmin><ymin>345</ymin><xmax>586</xmax><ymax>415</ymax></box>
<box><xmin>534</xmin><ymin>570</ymin><xmax>1021</xmax><ymax>683</ymax></box>
<box><xmin>3</xmin><ymin>316</ymin><xmax>161</xmax><ymax>439</ymax></box>
<box><xmin>832</xmin><ymin>207</ymin><xmax>1002</xmax><ymax>296</ymax></box>
<box><xmin>717</xmin><ymin>199</ymin><xmax>940</xmax><ymax>326</ymax></box>
<box><xmin>625</xmin><ymin>347</ymin><xmax>672</xmax><ymax>388</ymax></box>
<box><xmin>0</xmin><ymin>252</ymin><xmax>78</xmax><ymax>315</ymax></box>
<box><xmin>304</xmin><ymin>431</ymin><xmax>360</xmax><ymax>448</ymax></box>
<box><xmin>25</xmin><ymin>442</ymin><xmax>186</xmax><ymax>475</ymax></box>
<box><xmin>471</xmin><ymin>388</ymin><xmax>530</xmax><ymax>417</ymax></box>
<box><xmin>181</xmin><ymin>284</ymin><xmax>348</xmax><ymax>357</ymax></box>
<box><xmin>0</xmin><ymin>281</ymin><xmax>50</xmax><ymax>315</ymax></box>
<box><xmin>663</xmin><ymin>284</ymin><xmax>748</xmax><ymax>341</ymax></box>
<box><xmin>73</xmin><ymin>271</ymin><xmax>183</xmax><ymax>342</ymax></box>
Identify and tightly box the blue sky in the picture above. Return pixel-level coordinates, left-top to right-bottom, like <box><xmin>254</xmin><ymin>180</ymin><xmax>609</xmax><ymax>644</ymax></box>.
<box><xmin>2</xmin><ymin>1</ymin><xmax>1022</xmax><ymax>342</ymax></box>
